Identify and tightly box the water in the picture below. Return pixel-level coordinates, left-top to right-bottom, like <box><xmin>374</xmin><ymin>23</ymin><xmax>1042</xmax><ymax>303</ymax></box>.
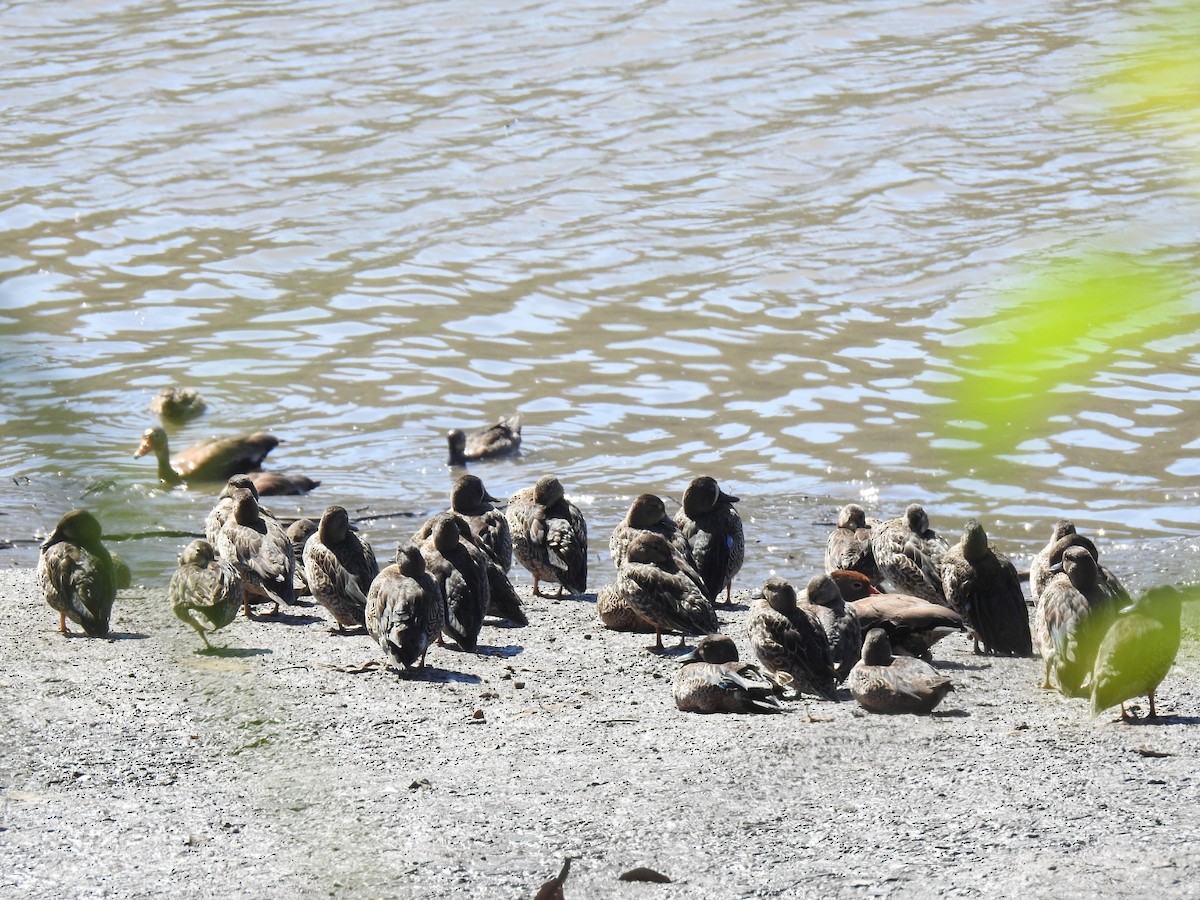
<box><xmin>3</xmin><ymin>0</ymin><xmax>1200</xmax><ymax>588</ymax></box>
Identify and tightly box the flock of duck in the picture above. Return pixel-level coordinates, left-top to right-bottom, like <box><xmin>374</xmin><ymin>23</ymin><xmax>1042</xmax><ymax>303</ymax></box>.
<box><xmin>33</xmin><ymin>388</ymin><xmax>1191</xmax><ymax>723</ymax></box>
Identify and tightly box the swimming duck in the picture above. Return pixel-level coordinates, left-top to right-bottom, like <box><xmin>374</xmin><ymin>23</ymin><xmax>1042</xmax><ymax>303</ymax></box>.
<box><xmin>418</xmin><ymin>513</ymin><xmax>491</xmax><ymax>652</ymax></box>
<box><xmin>617</xmin><ymin>532</ymin><xmax>719</xmax><ymax>651</ymax></box>
<box><xmin>506</xmin><ymin>474</ymin><xmax>588</xmax><ymax>598</ymax></box>
<box><xmin>846</xmin><ymin>592</ymin><xmax>965</xmax><ymax>662</ymax></box>
<box><xmin>366</xmin><ymin>543</ymin><xmax>444</xmax><ymax>673</ymax></box>
<box><xmin>801</xmin><ymin>573</ymin><xmax>863</xmax><ymax>684</ymax></box>
<box><xmin>215</xmin><ymin>487</ymin><xmax>295</xmax><ymax>617</ymax></box>
<box><xmin>941</xmin><ymin>520</ymin><xmax>1032</xmax><ymax>656</ymax></box>
<box><xmin>747</xmin><ymin>577</ymin><xmax>838</xmax><ymax>701</ymax></box>
<box><xmin>37</xmin><ymin>508</ymin><xmax>117</xmax><ymax>637</ymax></box>
<box><xmin>248</xmin><ymin>472</ymin><xmax>320</xmax><ymax>496</ymax></box>
<box><xmin>673</xmin><ymin>634</ymin><xmax>782</xmax><ymax>714</ymax></box>
<box><xmin>674</xmin><ymin>476</ymin><xmax>744</xmax><ymax>605</ymax></box>
<box><xmin>135</xmin><ymin>425</ymin><xmax>278</xmax><ymax>486</ymax></box>
<box><xmin>869</xmin><ymin>503</ymin><xmax>950</xmax><ymax>605</ymax></box>
<box><xmin>450</xmin><ymin>473</ymin><xmax>512</xmax><ymax>572</ymax></box>
<box><xmin>169</xmin><ymin>539</ymin><xmax>244</xmax><ymax>648</ymax></box>
<box><xmin>447</xmin><ymin>413</ymin><xmax>522</xmax><ymax>466</ymax></box>
<box><xmin>150</xmin><ymin>387</ymin><xmax>207</xmax><ymax>423</ymax></box>
<box><xmin>1035</xmin><ymin>545</ymin><xmax>1122</xmax><ymax>696</ymax></box>
<box><xmin>847</xmin><ymin>628</ymin><xmax>954</xmax><ymax>715</ymax></box>
<box><xmin>824</xmin><ymin>504</ymin><xmax>881</xmax><ymax>586</ymax></box>
<box><xmin>1091</xmin><ymin>585</ymin><xmax>1188</xmax><ymax>720</ymax></box>
<box><xmin>304</xmin><ymin>505</ymin><xmax>379</xmax><ymax>633</ymax></box>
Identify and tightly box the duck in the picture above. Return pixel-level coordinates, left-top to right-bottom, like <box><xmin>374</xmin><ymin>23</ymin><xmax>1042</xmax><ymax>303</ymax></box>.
<box><xmin>304</xmin><ymin>505</ymin><xmax>379</xmax><ymax>633</ymax></box>
<box><xmin>1030</xmin><ymin>529</ymin><xmax>1126</xmax><ymax>609</ymax></box>
<box><xmin>824</xmin><ymin>503</ymin><xmax>881</xmax><ymax>586</ymax></box>
<box><xmin>365</xmin><ymin>543</ymin><xmax>443</xmax><ymax>673</ymax></box>
<box><xmin>673</xmin><ymin>634</ymin><xmax>782</xmax><ymax>714</ymax></box>
<box><xmin>205</xmin><ymin>475</ymin><xmax>265</xmax><ymax>544</ymax></box>
<box><xmin>940</xmin><ymin>520</ymin><xmax>1032</xmax><ymax>656</ymax></box>
<box><xmin>286</xmin><ymin>518</ymin><xmax>318</xmax><ymax>596</ymax></box>
<box><xmin>595</xmin><ymin>581</ymin><xmax>657</xmax><ymax>633</ymax></box>
<box><xmin>37</xmin><ymin>508</ymin><xmax>117</xmax><ymax>637</ymax></box>
<box><xmin>417</xmin><ymin>513</ymin><xmax>491</xmax><ymax>652</ymax></box>
<box><xmin>447</xmin><ymin>413</ymin><xmax>522</xmax><ymax>466</ymax></box>
<box><xmin>617</xmin><ymin>532</ymin><xmax>719</xmax><ymax>651</ymax></box>
<box><xmin>747</xmin><ymin>577</ymin><xmax>838</xmax><ymax>701</ymax></box>
<box><xmin>828</xmin><ymin>568</ymin><xmax>880</xmax><ymax>602</ymax></box>
<box><xmin>847</xmin><ymin>628</ymin><xmax>955</xmax><ymax>714</ymax></box>
<box><xmin>135</xmin><ymin>425</ymin><xmax>278</xmax><ymax>486</ymax></box>
<box><xmin>215</xmin><ymin>487</ymin><xmax>295</xmax><ymax>617</ymax></box>
<box><xmin>869</xmin><ymin>503</ymin><xmax>950</xmax><ymax>605</ymax></box>
<box><xmin>1091</xmin><ymin>585</ymin><xmax>1188</xmax><ymax>720</ymax></box>
<box><xmin>414</xmin><ymin>508</ymin><xmax>526</xmax><ymax>627</ymax></box>
<box><xmin>610</xmin><ymin>493</ymin><xmax>696</xmax><ymax>573</ymax></box>
<box><xmin>448</xmin><ymin>473</ymin><xmax>513</xmax><ymax>572</ymax></box>
<box><xmin>169</xmin><ymin>539</ymin><xmax>244</xmax><ymax>648</ymax></box>
<box><xmin>506</xmin><ymin>474</ymin><xmax>588</xmax><ymax>598</ymax></box>
<box><xmin>1035</xmin><ymin>545</ymin><xmax>1122</xmax><ymax>696</ymax></box>
<box><xmin>801</xmin><ymin>573</ymin><xmax>863</xmax><ymax>684</ymax></box>
<box><xmin>150</xmin><ymin>387</ymin><xmax>207</xmax><ymax>423</ymax></box>
<box><xmin>248</xmin><ymin>472</ymin><xmax>320</xmax><ymax>496</ymax></box>
<box><xmin>846</xmin><ymin>591</ymin><xmax>965</xmax><ymax>662</ymax></box>
<box><xmin>674</xmin><ymin>476</ymin><xmax>744</xmax><ymax>605</ymax></box>
<box><xmin>1028</xmin><ymin>519</ymin><xmax>1078</xmax><ymax>605</ymax></box>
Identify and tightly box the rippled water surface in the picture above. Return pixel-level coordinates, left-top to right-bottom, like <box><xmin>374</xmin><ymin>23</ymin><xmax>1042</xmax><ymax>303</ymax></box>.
<box><xmin>3</xmin><ymin>0</ymin><xmax>1199</xmax><ymax>583</ymax></box>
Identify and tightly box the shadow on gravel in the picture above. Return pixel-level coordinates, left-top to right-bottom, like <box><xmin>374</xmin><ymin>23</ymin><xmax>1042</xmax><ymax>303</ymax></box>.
<box><xmin>108</xmin><ymin>632</ymin><xmax>150</xmax><ymax>641</ymax></box>
<box><xmin>930</xmin><ymin>708</ymin><xmax>971</xmax><ymax>718</ymax></box>
<box><xmin>199</xmin><ymin>646</ymin><xmax>272</xmax><ymax>659</ymax></box>
<box><xmin>409</xmin><ymin>666</ymin><xmax>482</xmax><ymax>684</ymax></box>
<box><xmin>477</xmin><ymin>643</ymin><xmax>523</xmax><ymax>659</ymax></box>
<box><xmin>257</xmin><ymin>612</ymin><xmax>325</xmax><ymax>626</ymax></box>
<box><xmin>932</xmin><ymin>659</ymin><xmax>993</xmax><ymax>672</ymax></box>
<box><xmin>1116</xmin><ymin>713</ymin><xmax>1200</xmax><ymax>727</ymax></box>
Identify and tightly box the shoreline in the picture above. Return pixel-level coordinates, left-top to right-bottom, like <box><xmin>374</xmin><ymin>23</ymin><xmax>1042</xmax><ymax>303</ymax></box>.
<box><xmin>3</xmin><ymin>563</ymin><xmax>1199</xmax><ymax>898</ymax></box>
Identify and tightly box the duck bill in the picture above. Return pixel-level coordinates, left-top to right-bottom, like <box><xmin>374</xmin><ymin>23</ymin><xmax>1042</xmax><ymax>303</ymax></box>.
<box><xmin>133</xmin><ymin>434</ymin><xmax>154</xmax><ymax>459</ymax></box>
<box><xmin>721</xmin><ymin>490</ymin><xmax>740</xmax><ymax>504</ymax></box>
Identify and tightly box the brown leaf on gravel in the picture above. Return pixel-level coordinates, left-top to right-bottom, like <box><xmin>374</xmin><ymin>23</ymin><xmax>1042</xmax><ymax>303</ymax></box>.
<box><xmin>1135</xmin><ymin>745</ymin><xmax>1173</xmax><ymax>758</ymax></box>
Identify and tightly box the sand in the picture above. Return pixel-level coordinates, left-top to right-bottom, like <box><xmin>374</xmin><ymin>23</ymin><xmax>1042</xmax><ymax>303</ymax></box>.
<box><xmin>1</xmin><ymin>565</ymin><xmax>1198</xmax><ymax>900</ymax></box>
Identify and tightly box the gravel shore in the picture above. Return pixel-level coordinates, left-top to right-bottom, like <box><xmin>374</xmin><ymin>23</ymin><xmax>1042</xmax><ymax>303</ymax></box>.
<box><xmin>1</xmin><ymin>564</ymin><xmax>1198</xmax><ymax>899</ymax></box>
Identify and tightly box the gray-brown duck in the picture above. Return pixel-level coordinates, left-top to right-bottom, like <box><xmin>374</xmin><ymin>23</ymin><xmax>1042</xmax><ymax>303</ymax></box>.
<box><xmin>869</xmin><ymin>503</ymin><xmax>950</xmax><ymax>605</ymax></box>
<box><xmin>506</xmin><ymin>474</ymin><xmax>588</xmax><ymax>597</ymax></box>
<box><xmin>37</xmin><ymin>509</ymin><xmax>117</xmax><ymax>637</ymax></box>
<box><xmin>418</xmin><ymin>513</ymin><xmax>491</xmax><ymax>652</ymax></box>
<box><xmin>1035</xmin><ymin>545</ymin><xmax>1122</xmax><ymax>697</ymax></box>
<box><xmin>941</xmin><ymin>520</ymin><xmax>1032</xmax><ymax>656</ymax></box>
<box><xmin>673</xmin><ymin>634</ymin><xmax>782</xmax><ymax>714</ymax></box>
<box><xmin>674</xmin><ymin>476</ymin><xmax>743</xmax><ymax>605</ymax></box>
<box><xmin>824</xmin><ymin>503</ymin><xmax>881</xmax><ymax>585</ymax></box>
<box><xmin>747</xmin><ymin>577</ymin><xmax>837</xmax><ymax>701</ymax></box>
<box><xmin>447</xmin><ymin>413</ymin><xmax>522</xmax><ymax>466</ymax></box>
<box><xmin>618</xmin><ymin>532</ymin><xmax>719</xmax><ymax>651</ymax></box>
<box><xmin>848</xmin><ymin>628</ymin><xmax>954</xmax><ymax>714</ymax></box>
<box><xmin>215</xmin><ymin>487</ymin><xmax>295</xmax><ymax>617</ymax></box>
<box><xmin>801</xmin><ymin>573</ymin><xmax>863</xmax><ymax>684</ymax></box>
<box><xmin>304</xmin><ymin>505</ymin><xmax>379</xmax><ymax>633</ymax></box>
<box><xmin>366</xmin><ymin>543</ymin><xmax>443</xmax><ymax>673</ymax></box>
<box><xmin>170</xmin><ymin>538</ymin><xmax>244</xmax><ymax>648</ymax></box>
